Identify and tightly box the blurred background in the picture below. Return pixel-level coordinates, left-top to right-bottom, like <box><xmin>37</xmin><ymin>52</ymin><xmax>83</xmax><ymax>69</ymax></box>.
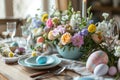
<box><xmin>0</xmin><ymin>0</ymin><xmax>120</xmax><ymax>37</ymax></box>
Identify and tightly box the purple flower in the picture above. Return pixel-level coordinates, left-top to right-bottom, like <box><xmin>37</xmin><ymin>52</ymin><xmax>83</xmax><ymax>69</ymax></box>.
<box><xmin>57</xmin><ymin>25</ymin><xmax>66</xmax><ymax>34</ymax></box>
<box><xmin>88</xmin><ymin>20</ymin><xmax>94</xmax><ymax>24</ymax></box>
<box><xmin>71</xmin><ymin>33</ymin><xmax>84</xmax><ymax>47</ymax></box>
<box><xmin>81</xmin><ymin>28</ymin><xmax>88</xmax><ymax>36</ymax></box>
<box><xmin>52</xmin><ymin>25</ymin><xmax>66</xmax><ymax>36</ymax></box>
<box><xmin>53</xmin><ymin>28</ymin><xmax>59</xmax><ymax>36</ymax></box>
<box><xmin>32</xmin><ymin>18</ymin><xmax>42</xmax><ymax>28</ymax></box>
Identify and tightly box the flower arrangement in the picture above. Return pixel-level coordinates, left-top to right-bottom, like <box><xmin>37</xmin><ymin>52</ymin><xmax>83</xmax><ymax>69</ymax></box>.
<box><xmin>27</xmin><ymin>2</ymin><xmax>99</xmax><ymax>55</ymax></box>
<box><xmin>25</xmin><ymin>2</ymin><xmax>120</xmax><ymax>78</ymax></box>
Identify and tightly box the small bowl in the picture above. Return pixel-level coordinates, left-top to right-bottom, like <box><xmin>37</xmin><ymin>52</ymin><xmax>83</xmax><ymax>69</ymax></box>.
<box><xmin>2</xmin><ymin>57</ymin><xmax>19</xmax><ymax>64</ymax></box>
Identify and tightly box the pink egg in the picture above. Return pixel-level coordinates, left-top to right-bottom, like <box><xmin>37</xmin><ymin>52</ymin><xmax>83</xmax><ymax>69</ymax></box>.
<box><xmin>108</xmin><ymin>66</ymin><xmax>117</xmax><ymax>76</ymax></box>
<box><xmin>86</xmin><ymin>50</ymin><xmax>108</xmax><ymax>72</ymax></box>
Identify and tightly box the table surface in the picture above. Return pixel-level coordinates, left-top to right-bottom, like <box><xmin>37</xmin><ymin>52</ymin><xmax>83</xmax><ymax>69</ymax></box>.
<box><xmin>0</xmin><ymin>56</ymin><xmax>80</xmax><ymax>80</ymax></box>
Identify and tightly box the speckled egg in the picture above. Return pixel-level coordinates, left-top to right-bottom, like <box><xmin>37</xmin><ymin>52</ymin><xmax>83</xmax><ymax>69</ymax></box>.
<box><xmin>94</xmin><ymin>64</ymin><xmax>109</xmax><ymax>76</ymax></box>
<box><xmin>86</xmin><ymin>50</ymin><xmax>108</xmax><ymax>72</ymax></box>
<box><xmin>108</xmin><ymin>66</ymin><xmax>117</xmax><ymax>76</ymax></box>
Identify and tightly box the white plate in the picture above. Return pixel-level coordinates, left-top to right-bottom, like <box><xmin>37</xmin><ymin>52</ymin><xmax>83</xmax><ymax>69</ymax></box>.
<box><xmin>18</xmin><ymin>56</ymin><xmax>61</xmax><ymax>69</ymax></box>
<box><xmin>24</xmin><ymin>56</ymin><xmax>54</xmax><ymax>66</ymax></box>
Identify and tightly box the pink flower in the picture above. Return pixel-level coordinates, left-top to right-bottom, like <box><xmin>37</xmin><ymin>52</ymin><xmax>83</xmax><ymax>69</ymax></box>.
<box><xmin>46</xmin><ymin>18</ymin><xmax>53</xmax><ymax>28</ymax></box>
<box><xmin>37</xmin><ymin>36</ymin><xmax>44</xmax><ymax>43</ymax></box>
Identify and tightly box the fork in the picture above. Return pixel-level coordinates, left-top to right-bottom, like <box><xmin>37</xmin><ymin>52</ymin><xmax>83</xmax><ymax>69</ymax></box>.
<box><xmin>34</xmin><ymin>66</ymin><xmax>66</xmax><ymax>80</ymax></box>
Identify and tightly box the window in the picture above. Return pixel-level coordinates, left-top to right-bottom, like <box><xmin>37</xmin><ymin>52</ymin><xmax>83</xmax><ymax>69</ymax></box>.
<box><xmin>0</xmin><ymin>0</ymin><xmax>56</xmax><ymax>18</ymax></box>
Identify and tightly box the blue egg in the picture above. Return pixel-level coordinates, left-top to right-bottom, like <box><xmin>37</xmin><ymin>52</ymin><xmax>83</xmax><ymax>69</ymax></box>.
<box><xmin>79</xmin><ymin>77</ymin><xmax>95</xmax><ymax>80</ymax></box>
<box><xmin>11</xmin><ymin>42</ymin><xmax>19</xmax><ymax>47</ymax></box>
<box><xmin>36</xmin><ymin>56</ymin><xmax>47</xmax><ymax>64</ymax></box>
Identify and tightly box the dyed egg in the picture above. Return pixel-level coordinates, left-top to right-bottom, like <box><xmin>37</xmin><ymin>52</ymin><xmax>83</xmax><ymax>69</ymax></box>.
<box><xmin>94</xmin><ymin>64</ymin><xmax>109</xmax><ymax>76</ymax></box>
<box><xmin>36</xmin><ymin>56</ymin><xmax>47</xmax><ymax>64</ymax></box>
<box><xmin>11</xmin><ymin>42</ymin><xmax>19</xmax><ymax>47</ymax></box>
<box><xmin>15</xmin><ymin>47</ymin><xmax>25</xmax><ymax>55</ymax></box>
<box><xmin>118</xmin><ymin>58</ymin><xmax>120</xmax><ymax>72</ymax></box>
<box><xmin>108</xmin><ymin>66</ymin><xmax>117</xmax><ymax>76</ymax></box>
<box><xmin>8</xmin><ymin>51</ymin><xmax>14</xmax><ymax>57</ymax></box>
<box><xmin>86</xmin><ymin>50</ymin><xmax>108</xmax><ymax>72</ymax></box>
<box><xmin>31</xmin><ymin>51</ymin><xmax>37</xmax><ymax>57</ymax></box>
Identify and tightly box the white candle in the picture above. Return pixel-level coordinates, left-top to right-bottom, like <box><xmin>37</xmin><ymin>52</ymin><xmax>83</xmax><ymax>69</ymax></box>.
<box><xmin>82</xmin><ymin>0</ymin><xmax>87</xmax><ymax>18</ymax></box>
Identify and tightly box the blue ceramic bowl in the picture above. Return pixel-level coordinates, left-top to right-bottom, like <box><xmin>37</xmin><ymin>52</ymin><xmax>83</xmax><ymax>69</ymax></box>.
<box><xmin>56</xmin><ymin>46</ymin><xmax>83</xmax><ymax>60</ymax></box>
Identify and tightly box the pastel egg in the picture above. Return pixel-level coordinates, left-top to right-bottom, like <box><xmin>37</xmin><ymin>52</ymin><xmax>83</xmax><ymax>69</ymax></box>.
<box><xmin>11</xmin><ymin>42</ymin><xmax>19</xmax><ymax>47</ymax></box>
<box><xmin>94</xmin><ymin>64</ymin><xmax>109</xmax><ymax>76</ymax></box>
<box><xmin>118</xmin><ymin>58</ymin><xmax>120</xmax><ymax>72</ymax></box>
<box><xmin>36</xmin><ymin>56</ymin><xmax>47</xmax><ymax>64</ymax></box>
<box><xmin>86</xmin><ymin>50</ymin><xmax>108</xmax><ymax>72</ymax></box>
<box><xmin>108</xmin><ymin>66</ymin><xmax>117</xmax><ymax>76</ymax></box>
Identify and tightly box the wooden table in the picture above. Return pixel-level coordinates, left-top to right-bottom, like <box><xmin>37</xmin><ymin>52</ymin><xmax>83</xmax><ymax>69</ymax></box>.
<box><xmin>0</xmin><ymin>56</ymin><xmax>80</xmax><ymax>80</ymax></box>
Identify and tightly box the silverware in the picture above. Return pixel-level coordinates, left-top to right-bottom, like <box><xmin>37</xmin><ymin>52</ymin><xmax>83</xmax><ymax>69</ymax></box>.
<box><xmin>30</xmin><ymin>71</ymin><xmax>49</xmax><ymax>78</ymax></box>
<box><xmin>34</xmin><ymin>66</ymin><xmax>66</xmax><ymax>80</ymax></box>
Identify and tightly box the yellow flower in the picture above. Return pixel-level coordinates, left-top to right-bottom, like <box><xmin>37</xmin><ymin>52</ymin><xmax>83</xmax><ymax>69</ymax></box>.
<box><xmin>52</xmin><ymin>17</ymin><xmax>59</xmax><ymax>24</ymax></box>
<box><xmin>41</xmin><ymin>13</ymin><xmax>48</xmax><ymax>22</ymax></box>
<box><xmin>61</xmin><ymin>32</ymin><xmax>72</xmax><ymax>45</ymax></box>
<box><xmin>88</xmin><ymin>24</ymin><xmax>96</xmax><ymax>33</ymax></box>
<box><xmin>8</xmin><ymin>51</ymin><xmax>14</xmax><ymax>57</ymax></box>
<box><xmin>48</xmin><ymin>30</ymin><xmax>55</xmax><ymax>40</ymax></box>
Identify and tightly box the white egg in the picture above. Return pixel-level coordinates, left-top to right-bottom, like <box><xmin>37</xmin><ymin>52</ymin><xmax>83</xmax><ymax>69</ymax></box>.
<box><xmin>86</xmin><ymin>50</ymin><xmax>108</xmax><ymax>72</ymax></box>
<box><xmin>94</xmin><ymin>64</ymin><xmax>109</xmax><ymax>76</ymax></box>
<box><xmin>118</xmin><ymin>58</ymin><xmax>120</xmax><ymax>72</ymax></box>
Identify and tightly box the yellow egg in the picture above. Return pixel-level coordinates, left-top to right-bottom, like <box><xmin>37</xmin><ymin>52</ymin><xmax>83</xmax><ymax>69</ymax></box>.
<box><xmin>8</xmin><ymin>52</ymin><xmax>14</xmax><ymax>57</ymax></box>
<box><xmin>31</xmin><ymin>51</ymin><xmax>37</xmax><ymax>57</ymax></box>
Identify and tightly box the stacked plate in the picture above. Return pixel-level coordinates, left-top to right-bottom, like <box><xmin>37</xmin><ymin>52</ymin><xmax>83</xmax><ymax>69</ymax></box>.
<box><xmin>18</xmin><ymin>55</ymin><xmax>61</xmax><ymax>69</ymax></box>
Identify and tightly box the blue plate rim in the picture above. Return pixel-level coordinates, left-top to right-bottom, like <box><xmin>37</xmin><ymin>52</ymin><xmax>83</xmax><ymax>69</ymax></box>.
<box><xmin>24</xmin><ymin>56</ymin><xmax>55</xmax><ymax>66</ymax></box>
<box><xmin>18</xmin><ymin>56</ymin><xmax>61</xmax><ymax>69</ymax></box>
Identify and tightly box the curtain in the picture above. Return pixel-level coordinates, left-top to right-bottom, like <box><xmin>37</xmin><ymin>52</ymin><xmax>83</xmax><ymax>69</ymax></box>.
<box><xmin>55</xmin><ymin>0</ymin><xmax>68</xmax><ymax>11</ymax></box>
<box><xmin>71</xmin><ymin>0</ymin><xmax>81</xmax><ymax>11</ymax></box>
<box><xmin>55</xmin><ymin>0</ymin><xmax>81</xmax><ymax>11</ymax></box>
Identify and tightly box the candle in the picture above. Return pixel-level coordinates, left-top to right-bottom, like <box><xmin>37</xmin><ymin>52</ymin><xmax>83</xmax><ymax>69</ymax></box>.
<box><xmin>82</xmin><ymin>0</ymin><xmax>87</xmax><ymax>18</ymax></box>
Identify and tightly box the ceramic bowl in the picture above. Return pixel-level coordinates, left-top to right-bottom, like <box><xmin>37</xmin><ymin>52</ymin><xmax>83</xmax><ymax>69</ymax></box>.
<box><xmin>2</xmin><ymin>57</ymin><xmax>19</xmax><ymax>64</ymax></box>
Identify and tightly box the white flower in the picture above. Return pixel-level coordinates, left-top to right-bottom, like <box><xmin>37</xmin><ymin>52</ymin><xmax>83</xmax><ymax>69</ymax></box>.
<box><xmin>32</xmin><ymin>28</ymin><xmax>42</xmax><ymax>36</ymax></box>
<box><xmin>97</xmin><ymin>21</ymin><xmax>108</xmax><ymax>35</ymax></box>
<box><xmin>70</xmin><ymin>13</ymin><xmax>76</xmax><ymax>27</ymax></box>
<box><xmin>61</xmin><ymin>15</ymin><xmax>69</xmax><ymax>21</ymax></box>
<box><xmin>102</xmin><ymin>13</ymin><xmax>109</xmax><ymax>20</ymax></box>
<box><xmin>114</xmin><ymin>46</ymin><xmax>120</xmax><ymax>57</ymax></box>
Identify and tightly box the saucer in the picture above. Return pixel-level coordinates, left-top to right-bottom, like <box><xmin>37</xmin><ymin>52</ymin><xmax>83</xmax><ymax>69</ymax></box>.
<box><xmin>25</xmin><ymin>56</ymin><xmax>54</xmax><ymax>66</ymax></box>
<box><xmin>18</xmin><ymin>56</ymin><xmax>61</xmax><ymax>69</ymax></box>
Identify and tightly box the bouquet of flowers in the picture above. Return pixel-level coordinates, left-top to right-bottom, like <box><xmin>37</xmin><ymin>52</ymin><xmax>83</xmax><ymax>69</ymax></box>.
<box><xmin>26</xmin><ymin>2</ymin><xmax>100</xmax><ymax>55</ymax></box>
<box><xmin>23</xmin><ymin>2</ymin><xmax>120</xmax><ymax>78</ymax></box>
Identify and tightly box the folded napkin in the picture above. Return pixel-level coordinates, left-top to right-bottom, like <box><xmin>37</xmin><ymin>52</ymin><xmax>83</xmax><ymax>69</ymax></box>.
<box><xmin>51</xmin><ymin>53</ymin><xmax>92</xmax><ymax>76</ymax></box>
